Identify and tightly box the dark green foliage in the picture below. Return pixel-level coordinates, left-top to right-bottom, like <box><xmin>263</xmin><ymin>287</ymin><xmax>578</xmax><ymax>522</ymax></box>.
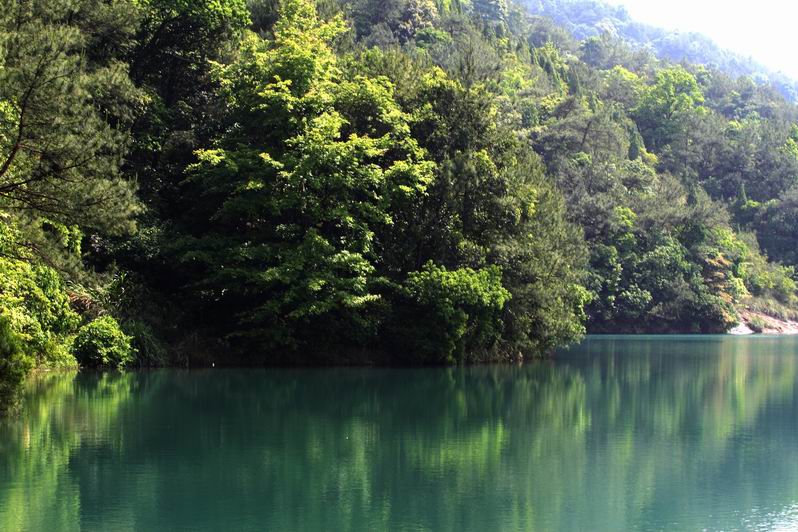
<box><xmin>72</xmin><ymin>316</ymin><xmax>135</xmax><ymax>368</ymax></box>
<box><xmin>751</xmin><ymin>188</ymin><xmax>798</xmax><ymax>266</ymax></box>
<box><xmin>0</xmin><ymin>0</ymin><xmax>140</xmax><ymax>241</ymax></box>
<box><xmin>122</xmin><ymin>319</ymin><xmax>169</xmax><ymax>366</ymax></box>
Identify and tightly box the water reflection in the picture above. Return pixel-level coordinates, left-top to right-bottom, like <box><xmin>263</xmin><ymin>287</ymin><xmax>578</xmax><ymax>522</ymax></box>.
<box><xmin>1</xmin><ymin>336</ymin><xmax>797</xmax><ymax>531</ymax></box>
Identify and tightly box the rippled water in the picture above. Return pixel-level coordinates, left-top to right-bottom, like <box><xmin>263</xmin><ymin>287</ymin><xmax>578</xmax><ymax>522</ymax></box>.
<box><xmin>2</xmin><ymin>335</ymin><xmax>798</xmax><ymax>531</ymax></box>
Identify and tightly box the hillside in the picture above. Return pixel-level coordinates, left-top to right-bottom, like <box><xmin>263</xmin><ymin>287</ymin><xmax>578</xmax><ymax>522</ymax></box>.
<box><xmin>521</xmin><ymin>0</ymin><xmax>798</xmax><ymax>101</ymax></box>
<box><xmin>4</xmin><ymin>0</ymin><xmax>798</xmax><ymax>408</ymax></box>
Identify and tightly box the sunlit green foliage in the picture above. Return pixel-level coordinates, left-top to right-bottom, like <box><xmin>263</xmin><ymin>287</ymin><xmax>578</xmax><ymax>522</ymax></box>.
<box><xmin>72</xmin><ymin>316</ymin><xmax>135</xmax><ymax>368</ymax></box>
<box><xmin>170</xmin><ymin>0</ymin><xmax>435</xmax><ymax>355</ymax></box>
<box><xmin>634</xmin><ymin>66</ymin><xmax>706</xmax><ymax>151</ymax></box>
<box><xmin>388</xmin><ymin>263</ymin><xmax>511</xmax><ymax>363</ymax></box>
<box><xmin>0</xmin><ymin>217</ymin><xmax>80</xmax><ymax>412</ymax></box>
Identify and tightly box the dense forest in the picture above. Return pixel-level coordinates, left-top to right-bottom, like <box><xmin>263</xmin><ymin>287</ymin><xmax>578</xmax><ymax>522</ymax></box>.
<box><xmin>3</xmin><ymin>0</ymin><xmax>798</xmax><ymax>410</ymax></box>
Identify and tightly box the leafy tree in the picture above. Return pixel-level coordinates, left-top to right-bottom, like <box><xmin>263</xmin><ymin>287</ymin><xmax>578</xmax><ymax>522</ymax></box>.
<box><xmin>753</xmin><ymin>186</ymin><xmax>798</xmax><ymax>266</ymax></box>
<box><xmin>472</xmin><ymin>0</ymin><xmax>509</xmax><ymax>26</ymax></box>
<box><xmin>129</xmin><ymin>0</ymin><xmax>249</xmax><ymax>89</ymax></box>
<box><xmin>634</xmin><ymin>66</ymin><xmax>706</xmax><ymax>151</ymax></box>
<box><xmin>600</xmin><ymin>66</ymin><xmax>643</xmax><ymax>111</ymax></box>
<box><xmin>124</xmin><ymin>0</ymin><xmax>250</xmax><ymax>204</ymax></box>
<box><xmin>171</xmin><ymin>0</ymin><xmax>433</xmax><ymax>355</ymax></box>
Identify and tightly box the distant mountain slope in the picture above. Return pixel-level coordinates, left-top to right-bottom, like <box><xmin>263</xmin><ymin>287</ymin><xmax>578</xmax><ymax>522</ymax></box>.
<box><xmin>520</xmin><ymin>0</ymin><xmax>798</xmax><ymax>101</ymax></box>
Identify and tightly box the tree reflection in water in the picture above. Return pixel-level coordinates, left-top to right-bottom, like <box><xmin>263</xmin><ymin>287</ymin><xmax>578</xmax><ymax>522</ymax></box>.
<box><xmin>1</xmin><ymin>336</ymin><xmax>797</xmax><ymax>531</ymax></box>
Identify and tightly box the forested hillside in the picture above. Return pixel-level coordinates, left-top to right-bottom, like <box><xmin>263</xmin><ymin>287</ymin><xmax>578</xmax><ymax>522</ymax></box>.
<box><xmin>3</xmin><ymin>0</ymin><xmax>798</xmax><ymax>409</ymax></box>
<box><xmin>522</xmin><ymin>0</ymin><xmax>798</xmax><ymax>101</ymax></box>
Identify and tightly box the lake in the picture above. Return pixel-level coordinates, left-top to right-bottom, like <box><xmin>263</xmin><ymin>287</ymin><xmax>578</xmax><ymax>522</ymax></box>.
<box><xmin>2</xmin><ymin>335</ymin><xmax>798</xmax><ymax>531</ymax></box>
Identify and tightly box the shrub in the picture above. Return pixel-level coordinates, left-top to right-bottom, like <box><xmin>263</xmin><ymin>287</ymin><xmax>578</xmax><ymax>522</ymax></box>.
<box><xmin>388</xmin><ymin>262</ymin><xmax>511</xmax><ymax>364</ymax></box>
<box><xmin>72</xmin><ymin>316</ymin><xmax>135</xmax><ymax>368</ymax></box>
<box><xmin>748</xmin><ymin>316</ymin><xmax>766</xmax><ymax>334</ymax></box>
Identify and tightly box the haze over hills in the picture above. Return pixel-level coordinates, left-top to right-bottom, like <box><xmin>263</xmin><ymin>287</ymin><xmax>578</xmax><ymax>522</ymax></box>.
<box><xmin>521</xmin><ymin>0</ymin><xmax>798</xmax><ymax>101</ymax></box>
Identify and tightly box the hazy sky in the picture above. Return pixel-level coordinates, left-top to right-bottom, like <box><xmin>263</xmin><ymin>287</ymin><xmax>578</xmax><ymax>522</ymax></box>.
<box><xmin>602</xmin><ymin>0</ymin><xmax>798</xmax><ymax>78</ymax></box>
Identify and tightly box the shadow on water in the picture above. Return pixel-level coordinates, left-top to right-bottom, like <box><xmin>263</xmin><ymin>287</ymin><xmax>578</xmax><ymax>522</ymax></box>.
<box><xmin>2</xmin><ymin>335</ymin><xmax>798</xmax><ymax>531</ymax></box>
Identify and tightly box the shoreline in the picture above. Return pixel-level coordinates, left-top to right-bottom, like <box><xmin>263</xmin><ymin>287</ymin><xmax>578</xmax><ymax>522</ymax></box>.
<box><xmin>731</xmin><ymin>309</ymin><xmax>798</xmax><ymax>336</ymax></box>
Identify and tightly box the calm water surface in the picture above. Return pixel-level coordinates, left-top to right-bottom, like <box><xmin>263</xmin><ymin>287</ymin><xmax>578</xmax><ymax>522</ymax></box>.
<box><xmin>3</xmin><ymin>335</ymin><xmax>798</xmax><ymax>531</ymax></box>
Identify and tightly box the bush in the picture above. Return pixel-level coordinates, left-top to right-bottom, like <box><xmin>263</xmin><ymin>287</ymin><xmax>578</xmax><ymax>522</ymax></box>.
<box><xmin>387</xmin><ymin>263</ymin><xmax>511</xmax><ymax>364</ymax></box>
<box><xmin>748</xmin><ymin>316</ymin><xmax>766</xmax><ymax>333</ymax></box>
<box><xmin>72</xmin><ymin>316</ymin><xmax>135</xmax><ymax>368</ymax></box>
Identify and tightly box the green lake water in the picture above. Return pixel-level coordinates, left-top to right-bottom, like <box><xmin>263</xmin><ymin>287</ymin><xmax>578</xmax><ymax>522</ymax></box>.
<box><xmin>3</xmin><ymin>335</ymin><xmax>798</xmax><ymax>531</ymax></box>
